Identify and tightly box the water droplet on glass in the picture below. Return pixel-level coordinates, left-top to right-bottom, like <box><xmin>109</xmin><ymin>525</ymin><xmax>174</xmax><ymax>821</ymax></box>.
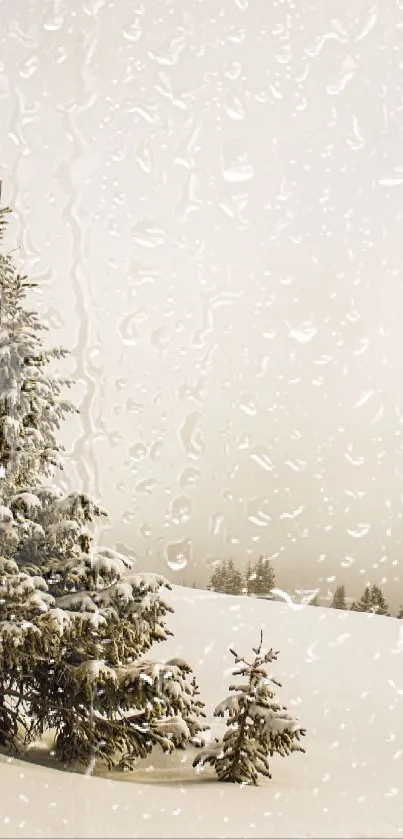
<box><xmin>129</xmin><ymin>442</ymin><xmax>147</xmax><ymax>461</ymax></box>
<box><xmin>236</xmin><ymin>432</ymin><xmax>251</xmax><ymax>450</ymax></box>
<box><xmin>238</xmin><ymin>394</ymin><xmax>258</xmax><ymax>416</ymax></box>
<box><xmin>165</xmin><ymin>538</ymin><xmax>192</xmax><ymax>572</ymax></box>
<box><xmin>149</xmin><ymin>440</ymin><xmax>163</xmax><ymax>461</ymax></box>
<box><xmin>140</xmin><ymin>523</ymin><xmax>153</xmax><ymax>538</ymax></box>
<box><xmin>285</xmin><ymin>459</ymin><xmax>307</xmax><ymax>473</ymax></box>
<box><xmin>136</xmin><ymin>140</ymin><xmax>153</xmax><ymax>174</ymax></box>
<box><xmin>171</xmin><ymin>495</ymin><xmax>192</xmax><ymax>524</ymax></box>
<box><xmin>247</xmin><ymin>497</ymin><xmax>272</xmax><ymax>527</ymax></box>
<box><xmin>149</xmin><ymin>35</ymin><xmax>186</xmax><ymax>66</ymax></box>
<box><xmin>118</xmin><ymin>312</ymin><xmax>139</xmax><ymax>346</ymax></box>
<box><xmin>179</xmin><ymin>467</ymin><xmax>200</xmax><ymax>487</ymax></box>
<box><xmin>224</xmin><ymin>93</ymin><xmax>246</xmax><ymax>121</ymax></box>
<box><xmin>222</xmin><ymin>140</ymin><xmax>254</xmax><ymax>183</ymax></box>
<box><xmin>326</xmin><ymin>55</ymin><xmax>357</xmax><ymax>96</ymax></box>
<box><xmin>179</xmin><ymin>412</ymin><xmax>204</xmax><ymax>459</ymax></box>
<box><xmin>135</xmin><ymin>479</ymin><xmax>157</xmax><ymax>494</ymax></box>
<box><xmin>250</xmin><ymin>446</ymin><xmax>275</xmax><ymax>472</ymax></box>
<box><xmin>347</xmin><ymin>523</ymin><xmax>371</xmax><ymax>538</ymax></box>
<box><xmin>288</xmin><ymin>322</ymin><xmax>318</xmax><ymax>344</ymax></box>
<box><xmin>122</xmin><ymin>19</ymin><xmax>143</xmax><ymax>42</ymax></box>
<box><xmin>132</xmin><ymin>218</ymin><xmax>167</xmax><ymax>248</ymax></box>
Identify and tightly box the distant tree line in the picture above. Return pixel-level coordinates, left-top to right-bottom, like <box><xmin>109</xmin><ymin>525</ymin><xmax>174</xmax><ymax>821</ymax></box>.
<box><xmin>207</xmin><ymin>556</ymin><xmax>275</xmax><ymax>598</ymax></box>
<box><xmin>205</xmin><ymin>564</ymin><xmax>403</xmax><ymax>619</ymax></box>
<box><xmin>331</xmin><ymin>583</ymin><xmax>403</xmax><ymax>618</ymax></box>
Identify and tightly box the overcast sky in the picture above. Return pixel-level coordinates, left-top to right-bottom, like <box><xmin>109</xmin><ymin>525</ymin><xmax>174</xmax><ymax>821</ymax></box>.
<box><xmin>1</xmin><ymin>0</ymin><xmax>403</xmax><ymax>605</ymax></box>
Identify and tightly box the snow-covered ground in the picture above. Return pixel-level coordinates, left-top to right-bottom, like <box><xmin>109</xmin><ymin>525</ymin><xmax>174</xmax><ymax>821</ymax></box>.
<box><xmin>1</xmin><ymin>586</ymin><xmax>403</xmax><ymax>838</ymax></box>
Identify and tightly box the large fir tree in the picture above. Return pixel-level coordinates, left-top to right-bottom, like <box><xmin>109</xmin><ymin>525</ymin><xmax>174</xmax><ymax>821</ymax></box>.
<box><xmin>193</xmin><ymin>632</ymin><xmax>305</xmax><ymax>784</ymax></box>
<box><xmin>0</xmin><ymin>200</ymin><xmax>206</xmax><ymax>766</ymax></box>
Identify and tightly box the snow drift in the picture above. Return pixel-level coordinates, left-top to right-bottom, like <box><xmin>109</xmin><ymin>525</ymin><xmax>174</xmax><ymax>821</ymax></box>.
<box><xmin>1</xmin><ymin>585</ymin><xmax>402</xmax><ymax>838</ymax></box>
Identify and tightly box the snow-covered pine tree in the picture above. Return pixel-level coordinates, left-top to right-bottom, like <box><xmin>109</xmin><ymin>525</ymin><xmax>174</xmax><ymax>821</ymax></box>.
<box><xmin>193</xmin><ymin>631</ymin><xmax>305</xmax><ymax>785</ymax></box>
<box><xmin>0</xmin><ymin>200</ymin><xmax>206</xmax><ymax>767</ymax></box>
<box><xmin>331</xmin><ymin>584</ymin><xmax>347</xmax><ymax>610</ymax></box>
<box><xmin>397</xmin><ymin>602</ymin><xmax>403</xmax><ymax>619</ymax></box>
<box><xmin>163</xmin><ymin>659</ymin><xmax>208</xmax><ymax>749</ymax></box>
<box><xmin>28</xmin><ymin>560</ymin><xmax>208</xmax><ymax>768</ymax></box>
<box><xmin>0</xmin><ymin>217</ymin><xmax>76</xmax><ymax>500</ymax></box>
<box><xmin>0</xmin><ymin>553</ymin><xmax>51</xmax><ymax>747</ymax></box>
<box><xmin>0</xmin><ymin>201</ymin><xmax>66</xmax><ymax>748</ymax></box>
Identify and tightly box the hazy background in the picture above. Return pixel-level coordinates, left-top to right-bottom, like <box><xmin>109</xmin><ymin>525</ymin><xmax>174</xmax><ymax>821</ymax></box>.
<box><xmin>1</xmin><ymin>0</ymin><xmax>403</xmax><ymax>608</ymax></box>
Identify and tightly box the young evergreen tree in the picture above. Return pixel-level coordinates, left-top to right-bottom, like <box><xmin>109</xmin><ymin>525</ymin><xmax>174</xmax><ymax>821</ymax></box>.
<box><xmin>0</xmin><ymin>200</ymin><xmax>207</xmax><ymax>766</ymax></box>
<box><xmin>397</xmin><ymin>602</ymin><xmax>403</xmax><ymax>619</ymax></box>
<box><xmin>331</xmin><ymin>584</ymin><xmax>347</xmax><ymax>610</ymax></box>
<box><xmin>193</xmin><ymin>632</ymin><xmax>306</xmax><ymax>785</ymax></box>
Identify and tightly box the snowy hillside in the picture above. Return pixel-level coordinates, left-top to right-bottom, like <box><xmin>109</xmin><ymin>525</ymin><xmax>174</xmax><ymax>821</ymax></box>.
<box><xmin>1</xmin><ymin>586</ymin><xmax>403</xmax><ymax>838</ymax></box>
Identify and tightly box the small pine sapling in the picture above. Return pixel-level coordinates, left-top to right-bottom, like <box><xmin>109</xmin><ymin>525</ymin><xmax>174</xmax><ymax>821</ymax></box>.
<box><xmin>193</xmin><ymin>631</ymin><xmax>305</xmax><ymax>785</ymax></box>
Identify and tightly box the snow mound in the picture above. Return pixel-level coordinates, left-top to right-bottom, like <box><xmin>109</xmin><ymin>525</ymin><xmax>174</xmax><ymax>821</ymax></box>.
<box><xmin>0</xmin><ymin>586</ymin><xmax>402</xmax><ymax>838</ymax></box>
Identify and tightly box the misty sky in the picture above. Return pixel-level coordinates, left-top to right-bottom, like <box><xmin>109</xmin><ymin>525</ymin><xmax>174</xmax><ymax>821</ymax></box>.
<box><xmin>1</xmin><ymin>0</ymin><xmax>403</xmax><ymax>605</ymax></box>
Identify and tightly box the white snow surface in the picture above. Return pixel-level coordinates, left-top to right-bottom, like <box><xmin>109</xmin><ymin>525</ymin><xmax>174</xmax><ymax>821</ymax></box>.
<box><xmin>1</xmin><ymin>586</ymin><xmax>403</xmax><ymax>838</ymax></box>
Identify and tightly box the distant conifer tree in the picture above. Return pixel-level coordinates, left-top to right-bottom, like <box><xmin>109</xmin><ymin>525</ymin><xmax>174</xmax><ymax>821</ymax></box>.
<box><xmin>331</xmin><ymin>585</ymin><xmax>347</xmax><ymax>610</ymax></box>
<box><xmin>350</xmin><ymin>586</ymin><xmax>372</xmax><ymax>613</ymax></box>
<box><xmin>350</xmin><ymin>584</ymin><xmax>389</xmax><ymax>616</ymax></box>
<box><xmin>246</xmin><ymin>556</ymin><xmax>275</xmax><ymax>597</ymax></box>
<box><xmin>208</xmin><ymin>559</ymin><xmax>243</xmax><ymax>595</ymax></box>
